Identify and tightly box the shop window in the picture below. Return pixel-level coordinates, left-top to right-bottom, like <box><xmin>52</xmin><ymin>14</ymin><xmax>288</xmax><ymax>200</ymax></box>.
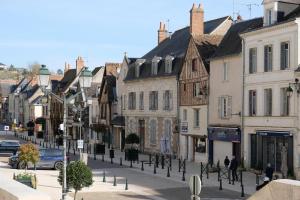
<box><xmin>195</xmin><ymin>137</ymin><xmax>206</xmax><ymax>153</ymax></box>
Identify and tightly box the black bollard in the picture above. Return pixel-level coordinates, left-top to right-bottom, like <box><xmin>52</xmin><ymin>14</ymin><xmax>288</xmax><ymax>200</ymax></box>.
<box><xmin>154</xmin><ymin>163</ymin><xmax>156</xmax><ymax>174</ymax></box>
<box><xmin>218</xmin><ymin>167</ymin><xmax>220</xmax><ymax>181</ymax></box>
<box><xmin>120</xmin><ymin>157</ymin><xmax>122</xmax><ymax>166</ymax></box>
<box><xmin>240</xmin><ymin>170</ymin><xmax>243</xmax><ymax>187</ymax></box>
<box><xmin>130</xmin><ymin>160</ymin><xmax>133</xmax><ymax>168</ymax></box>
<box><xmin>219</xmin><ymin>179</ymin><xmax>223</xmax><ymax>190</ymax></box>
<box><xmin>167</xmin><ymin>167</ymin><xmax>170</xmax><ymax>177</ymax></box>
<box><xmin>125</xmin><ymin>178</ymin><xmax>128</xmax><ymax>190</ymax></box>
<box><xmin>200</xmin><ymin>162</ymin><xmax>203</xmax><ymax>184</ymax></box>
<box><xmin>161</xmin><ymin>155</ymin><xmax>165</xmax><ymax>169</ymax></box>
<box><xmin>141</xmin><ymin>161</ymin><xmax>144</xmax><ymax>171</ymax></box>
<box><xmin>103</xmin><ymin>171</ymin><xmax>106</xmax><ymax>182</ymax></box>
<box><xmin>228</xmin><ymin>170</ymin><xmax>231</xmax><ymax>184</ymax></box>
<box><xmin>113</xmin><ymin>175</ymin><xmax>117</xmax><ymax>186</ymax></box>
<box><xmin>182</xmin><ymin>170</ymin><xmax>185</xmax><ymax>181</ymax></box>
<box><xmin>169</xmin><ymin>156</ymin><xmax>172</xmax><ymax>171</ymax></box>
<box><xmin>241</xmin><ymin>185</ymin><xmax>245</xmax><ymax>197</ymax></box>
<box><xmin>178</xmin><ymin>159</ymin><xmax>181</xmax><ymax>172</ymax></box>
<box><xmin>206</xmin><ymin>163</ymin><xmax>209</xmax><ymax>179</ymax></box>
<box><xmin>155</xmin><ymin>154</ymin><xmax>159</xmax><ymax>168</ymax></box>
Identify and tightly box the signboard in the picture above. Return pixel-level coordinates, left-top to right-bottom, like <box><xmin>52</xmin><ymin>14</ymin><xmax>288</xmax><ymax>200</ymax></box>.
<box><xmin>77</xmin><ymin>140</ymin><xmax>84</xmax><ymax>149</ymax></box>
<box><xmin>4</xmin><ymin>126</ymin><xmax>9</xmax><ymax>131</ymax></box>
<box><xmin>189</xmin><ymin>175</ymin><xmax>201</xmax><ymax>196</ymax></box>
<box><xmin>181</xmin><ymin>122</ymin><xmax>188</xmax><ymax>133</ymax></box>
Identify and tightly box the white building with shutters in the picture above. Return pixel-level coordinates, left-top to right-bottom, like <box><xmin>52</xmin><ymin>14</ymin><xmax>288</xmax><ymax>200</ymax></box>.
<box><xmin>241</xmin><ymin>0</ymin><xmax>300</xmax><ymax>179</ymax></box>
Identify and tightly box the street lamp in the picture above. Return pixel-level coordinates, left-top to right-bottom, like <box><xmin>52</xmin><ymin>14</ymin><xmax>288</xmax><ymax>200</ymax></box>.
<box><xmin>38</xmin><ymin>65</ymin><xmax>92</xmax><ymax>200</ymax></box>
<box><xmin>287</xmin><ymin>78</ymin><xmax>300</xmax><ymax>97</ymax></box>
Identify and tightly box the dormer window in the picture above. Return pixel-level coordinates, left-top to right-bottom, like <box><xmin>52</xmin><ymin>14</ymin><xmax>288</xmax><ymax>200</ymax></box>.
<box><xmin>165</xmin><ymin>55</ymin><xmax>174</xmax><ymax>74</ymax></box>
<box><xmin>151</xmin><ymin>56</ymin><xmax>161</xmax><ymax>75</ymax></box>
<box><xmin>135</xmin><ymin>59</ymin><xmax>145</xmax><ymax>78</ymax></box>
<box><xmin>267</xmin><ymin>9</ymin><xmax>272</xmax><ymax>25</ymax></box>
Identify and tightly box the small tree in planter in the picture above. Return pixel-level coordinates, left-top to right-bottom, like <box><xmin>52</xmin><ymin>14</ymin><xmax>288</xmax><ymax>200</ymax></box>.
<box><xmin>18</xmin><ymin>143</ymin><xmax>40</xmax><ymax>171</ymax></box>
<box><xmin>58</xmin><ymin>161</ymin><xmax>93</xmax><ymax>200</ymax></box>
<box><xmin>125</xmin><ymin>133</ymin><xmax>140</xmax><ymax>161</ymax></box>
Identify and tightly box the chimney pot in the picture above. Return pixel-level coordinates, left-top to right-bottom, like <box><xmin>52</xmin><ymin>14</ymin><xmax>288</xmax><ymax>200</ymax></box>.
<box><xmin>158</xmin><ymin>21</ymin><xmax>168</xmax><ymax>45</ymax></box>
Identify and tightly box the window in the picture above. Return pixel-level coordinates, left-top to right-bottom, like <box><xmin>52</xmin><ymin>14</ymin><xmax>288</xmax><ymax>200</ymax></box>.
<box><xmin>194</xmin><ymin>109</ymin><xmax>200</xmax><ymax>128</ymax></box>
<box><xmin>128</xmin><ymin>92</ymin><xmax>136</xmax><ymax>110</ymax></box>
<box><xmin>165</xmin><ymin>58</ymin><xmax>173</xmax><ymax>73</ymax></box>
<box><xmin>218</xmin><ymin>96</ymin><xmax>232</xmax><ymax>119</ymax></box>
<box><xmin>223</xmin><ymin>62</ymin><xmax>228</xmax><ymax>81</ymax></box>
<box><xmin>192</xmin><ymin>59</ymin><xmax>197</xmax><ymax>72</ymax></box>
<box><xmin>139</xmin><ymin>92</ymin><xmax>144</xmax><ymax>110</ymax></box>
<box><xmin>183</xmin><ymin>84</ymin><xmax>186</xmax><ymax>91</ymax></box>
<box><xmin>264</xmin><ymin>45</ymin><xmax>273</xmax><ymax>72</ymax></box>
<box><xmin>163</xmin><ymin>90</ymin><xmax>173</xmax><ymax>110</ymax></box>
<box><xmin>151</xmin><ymin>61</ymin><xmax>158</xmax><ymax>75</ymax></box>
<box><xmin>267</xmin><ymin>9</ymin><xmax>272</xmax><ymax>25</ymax></box>
<box><xmin>249</xmin><ymin>90</ymin><xmax>257</xmax><ymax>116</ymax></box>
<box><xmin>280</xmin><ymin>88</ymin><xmax>290</xmax><ymax>116</ymax></box>
<box><xmin>149</xmin><ymin>91</ymin><xmax>158</xmax><ymax>110</ymax></box>
<box><xmin>149</xmin><ymin>119</ymin><xmax>157</xmax><ymax>145</ymax></box>
<box><xmin>281</xmin><ymin>42</ymin><xmax>290</xmax><ymax>70</ymax></box>
<box><xmin>123</xmin><ymin>95</ymin><xmax>126</xmax><ymax>110</ymax></box>
<box><xmin>264</xmin><ymin>88</ymin><xmax>272</xmax><ymax>116</ymax></box>
<box><xmin>249</xmin><ymin>48</ymin><xmax>257</xmax><ymax>74</ymax></box>
<box><xmin>183</xmin><ymin>109</ymin><xmax>187</xmax><ymax>121</ymax></box>
<box><xmin>194</xmin><ymin>137</ymin><xmax>206</xmax><ymax>153</ymax></box>
<box><xmin>193</xmin><ymin>82</ymin><xmax>201</xmax><ymax>97</ymax></box>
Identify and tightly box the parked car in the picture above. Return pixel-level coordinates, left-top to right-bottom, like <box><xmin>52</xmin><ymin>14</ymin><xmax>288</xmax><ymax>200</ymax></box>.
<box><xmin>0</xmin><ymin>140</ymin><xmax>20</xmax><ymax>155</ymax></box>
<box><xmin>9</xmin><ymin>148</ymin><xmax>64</xmax><ymax>170</ymax></box>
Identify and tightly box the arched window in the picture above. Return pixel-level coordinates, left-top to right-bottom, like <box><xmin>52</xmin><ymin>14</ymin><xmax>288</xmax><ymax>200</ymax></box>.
<box><xmin>149</xmin><ymin>119</ymin><xmax>157</xmax><ymax>145</ymax></box>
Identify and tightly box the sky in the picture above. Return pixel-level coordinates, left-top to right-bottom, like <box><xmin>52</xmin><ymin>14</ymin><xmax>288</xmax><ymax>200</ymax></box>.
<box><xmin>0</xmin><ymin>0</ymin><xmax>262</xmax><ymax>72</ymax></box>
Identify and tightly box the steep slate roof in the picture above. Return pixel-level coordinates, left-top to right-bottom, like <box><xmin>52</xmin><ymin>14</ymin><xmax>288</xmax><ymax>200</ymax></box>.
<box><xmin>125</xmin><ymin>16</ymin><xmax>229</xmax><ymax>81</ymax></box>
<box><xmin>143</xmin><ymin>16</ymin><xmax>229</xmax><ymax>59</ymax></box>
<box><xmin>92</xmin><ymin>67</ymin><xmax>103</xmax><ymax>76</ymax></box>
<box><xmin>284</xmin><ymin>5</ymin><xmax>300</xmax><ymax>20</ymax></box>
<box><xmin>213</xmin><ymin>18</ymin><xmax>263</xmax><ymax>59</ymax></box>
<box><xmin>25</xmin><ymin>84</ymin><xmax>39</xmax><ymax>100</ymax></box>
<box><xmin>193</xmin><ymin>35</ymin><xmax>223</xmax><ymax>71</ymax></box>
<box><xmin>59</xmin><ymin>69</ymin><xmax>76</xmax><ymax>92</ymax></box>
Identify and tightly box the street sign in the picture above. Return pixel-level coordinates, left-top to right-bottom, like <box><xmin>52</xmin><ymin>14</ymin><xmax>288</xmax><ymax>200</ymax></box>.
<box><xmin>181</xmin><ymin>122</ymin><xmax>188</xmax><ymax>133</ymax></box>
<box><xmin>77</xmin><ymin>140</ymin><xmax>84</xmax><ymax>149</ymax></box>
<box><xmin>189</xmin><ymin>175</ymin><xmax>201</xmax><ymax>196</ymax></box>
<box><xmin>4</xmin><ymin>126</ymin><xmax>9</xmax><ymax>131</ymax></box>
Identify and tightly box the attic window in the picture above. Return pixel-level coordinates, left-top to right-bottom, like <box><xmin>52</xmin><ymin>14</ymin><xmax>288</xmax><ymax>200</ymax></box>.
<box><xmin>135</xmin><ymin>64</ymin><xmax>140</xmax><ymax>78</ymax></box>
<box><xmin>192</xmin><ymin>59</ymin><xmax>197</xmax><ymax>72</ymax></box>
<box><xmin>165</xmin><ymin>56</ymin><xmax>173</xmax><ymax>74</ymax></box>
<box><xmin>151</xmin><ymin>61</ymin><xmax>158</xmax><ymax>75</ymax></box>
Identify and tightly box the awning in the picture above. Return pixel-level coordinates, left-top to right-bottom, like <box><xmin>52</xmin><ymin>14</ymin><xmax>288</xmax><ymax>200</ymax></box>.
<box><xmin>208</xmin><ymin>126</ymin><xmax>241</xmax><ymax>142</ymax></box>
<box><xmin>256</xmin><ymin>130</ymin><xmax>292</xmax><ymax>137</ymax></box>
<box><xmin>111</xmin><ymin>116</ymin><xmax>125</xmax><ymax>127</ymax></box>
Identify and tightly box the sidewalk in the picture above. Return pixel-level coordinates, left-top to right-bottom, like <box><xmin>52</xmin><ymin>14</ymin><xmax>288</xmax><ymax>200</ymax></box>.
<box><xmin>16</xmin><ymin>131</ymin><xmax>257</xmax><ymax>195</ymax></box>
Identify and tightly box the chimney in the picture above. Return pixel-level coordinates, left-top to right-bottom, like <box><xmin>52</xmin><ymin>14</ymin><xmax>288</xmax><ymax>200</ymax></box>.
<box><xmin>64</xmin><ymin>62</ymin><xmax>70</xmax><ymax>74</ymax></box>
<box><xmin>190</xmin><ymin>3</ymin><xmax>204</xmax><ymax>36</ymax></box>
<box><xmin>76</xmin><ymin>56</ymin><xmax>85</xmax><ymax>74</ymax></box>
<box><xmin>158</xmin><ymin>21</ymin><xmax>168</xmax><ymax>44</ymax></box>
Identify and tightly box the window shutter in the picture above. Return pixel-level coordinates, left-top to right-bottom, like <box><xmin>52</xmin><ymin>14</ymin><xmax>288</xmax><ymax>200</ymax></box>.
<box><xmin>227</xmin><ymin>96</ymin><xmax>232</xmax><ymax>117</ymax></box>
<box><xmin>264</xmin><ymin>46</ymin><xmax>268</xmax><ymax>72</ymax></box>
<box><xmin>218</xmin><ymin>97</ymin><xmax>222</xmax><ymax>118</ymax></box>
<box><xmin>170</xmin><ymin>91</ymin><xmax>173</xmax><ymax>110</ymax></box>
<box><xmin>249</xmin><ymin>50</ymin><xmax>253</xmax><ymax>73</ymax></box>
<box><xmin>149</xmin><ymin>92</ymin><xmax>152</xmax><ymax>110</ymax></box>
<box><xmin>163</xmin><ymin>91</ymin><xmax>166</xmax><ymax>110</ymax></box>
<box><xmin>280</xmin><ymin>43</ymin><xmax>285</xmax><ymax>70</ymax></box>
<box><xmin>155</xmin><ymin>92</ymin><xmax>158</xmax><ymax>110</ymax></box>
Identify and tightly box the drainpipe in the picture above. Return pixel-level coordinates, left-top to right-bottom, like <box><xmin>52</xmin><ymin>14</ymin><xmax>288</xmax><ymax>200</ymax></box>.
<box><xmin>207</xmin><ymin>74</ymin><xmax>210</xmax><ymax>164</ymax></box>
<box><xmin>177</xmin><ymin>76</ymin><xmax>180</xmax><ymax>158</ymax></box>
<box><xmin>241</xmin><ymin>38</ymin><xmax>246</xmax><ymax>167</ymax></box>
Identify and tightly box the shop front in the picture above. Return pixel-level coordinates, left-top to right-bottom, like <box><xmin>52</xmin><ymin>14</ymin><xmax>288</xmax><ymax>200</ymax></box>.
<box><xmin>208</xmin><ymin>127</ymin><xmax>241</xmax><ymax>165</ymax></box>
<box><xmin>250</xmin><ymin>130</ymin><xmax>293</xmax><ymax>174</ymax></box>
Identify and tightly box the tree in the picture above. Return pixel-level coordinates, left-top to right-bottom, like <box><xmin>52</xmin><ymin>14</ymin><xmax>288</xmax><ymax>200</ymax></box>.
<box><xmin>58</xmin><ymin>161</ymin><xmax>93</xmax><ymax>200</ymax></box>
<box><xmin>27</xmin><ymin>62</ymin><xmax>41</xmax><ymax>79</ymax></box>
<box><xmin>125</xmin><ymin>133</ymin><xmax>140</xmax><ymax>148</ymax></box>
<box><xmin>18</xmin><ymin>143</ymin><xmax>40</xmax><ymax>171</ymax></box>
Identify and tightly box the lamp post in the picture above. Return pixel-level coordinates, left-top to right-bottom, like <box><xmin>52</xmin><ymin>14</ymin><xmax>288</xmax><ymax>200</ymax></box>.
<box><xmin>38</xmin><ymin>65</ymin><xmax>92</xmax><ymax>200</ymax></box>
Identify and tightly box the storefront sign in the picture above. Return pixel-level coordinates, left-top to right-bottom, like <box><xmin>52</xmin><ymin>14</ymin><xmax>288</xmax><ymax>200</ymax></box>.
<box><xmin>181</xmin><ymin>122</ymin><xmax>188</xmax><ymax>133</ymax></box>
<box><xmin>256</xmin><ymin>130</ymin><xmax>292</xmax><ymax>137</ymax></box>
<box><xmin>207</xmin><ymin>127</ymin><xmax>240</xmax><ymax>142</ymax></box>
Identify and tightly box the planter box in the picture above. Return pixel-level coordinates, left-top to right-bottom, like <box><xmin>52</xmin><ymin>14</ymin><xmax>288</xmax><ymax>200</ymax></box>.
<box><xmin>14</xmin><ymin>176</ymin><xmax>37</xmax><ymax>189</ymax></box>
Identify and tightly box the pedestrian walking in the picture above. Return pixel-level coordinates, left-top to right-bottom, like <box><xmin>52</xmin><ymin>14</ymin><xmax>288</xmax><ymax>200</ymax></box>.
<box><xmin>229</xmin><ymin>156</ymin><xmax>238</xmax><ymax>181</ymax></box>
<box><xmin>265</xmin><ymin>163</ymin><xmax>274</xmax><ymax>181</ymax></box>
<box><xmin>224</xmin><ymin>156</ymin><xmax>230</xmax><ymax>169</ymax></box>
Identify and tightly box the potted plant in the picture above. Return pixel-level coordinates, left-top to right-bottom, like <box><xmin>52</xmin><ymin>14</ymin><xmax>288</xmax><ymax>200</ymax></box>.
<box><xmin>13</xmin><ymin>172</ymin><xmax>37</xmax><ymax>189</ymax></box>
<box><xmin>125</xmin><ymin>133</ymin><xmax>140</xmax><ymax>161</ymax></box>
<box><xmin>18</xmin><ymin>143</ymin><xmax>40</xmax><ymax>170</ymax></box>
<box><xmin>58</xmin><ymin>161</ymin><xmax>93</xmax><ymax>200</ymax></box>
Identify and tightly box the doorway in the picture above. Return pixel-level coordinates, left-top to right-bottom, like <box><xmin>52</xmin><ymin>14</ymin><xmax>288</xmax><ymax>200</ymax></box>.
<box><xmin>138</xmin><ymin>120</ymin><xmax>145</xmax><ymax>152</ymax></box>
<box><xmin>232</xmin><ymin>142</ymin><xmax>241</xmax><ymax>164</ymax></box>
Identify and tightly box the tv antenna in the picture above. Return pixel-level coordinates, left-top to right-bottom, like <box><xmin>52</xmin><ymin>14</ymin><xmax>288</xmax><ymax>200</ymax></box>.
<box><xmin>246</xmin><ymin>3</ymin><xmax>259</xmax><ymax>18</ymax></box>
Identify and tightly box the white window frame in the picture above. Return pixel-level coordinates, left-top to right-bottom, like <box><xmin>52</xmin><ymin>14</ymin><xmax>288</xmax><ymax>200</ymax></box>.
<box><xmin>264</xmin><ymin>88</ymin><xmax>272</xmax><ymax>116</ymax></box>
<box><xmin>280</xmin><ymin>88</ymin><xmax>290</xmax><ymax>116</ymax></box>
<box><xmin>194</xmin><ymin>109</ymin><xmax>200</xmax><ymax>128</ymax></box>
<box><xmin>193</xmin><ymin>82</ymin><xmax>201</xmax><ymax>97</ymax></box>
<box><xmin>264</xmin><ymin>45</ymin><xmax>273</xmax><ymax>72</ymax></box>
<box><xmin>249</xmin><ymin>90</ymin><xmax>256</xmax><ymax>116</ymax></box>
<box><xmin>249</xmin><ymin>48</ymin><xmax>257</xmax><ymax>74</ymax></box>
<box><xmin>139</xmin><ymin>92</ymin><xmax>144</xmax><ymax>110</ymax></box>
<box><xmin>280</xmin><ymin>42</ymin><xmax>290</xmax><ymax>70</ymax></box>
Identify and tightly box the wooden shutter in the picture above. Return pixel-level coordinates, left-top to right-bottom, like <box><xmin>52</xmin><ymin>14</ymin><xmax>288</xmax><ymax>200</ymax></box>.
<box><xmin>249</xmin><ymin>49</ymin><xmax>253</xmax><ymax>73</ymax></box>
<box><xmin>280</xmin><ymin>43</ymin><xmax>285</xmax><ymax>70</ymax></box>
<box><xmin>264</xmin><ymin>46</ymin><xmax>268</xmax><ymax>72</ymax></box>
<box><xmin>218</xmin><ymin>97</ymin><xmax>222</xmax><ymax>118</ymax></box>
<box><xmin>227</xmin><ymin>96</ymin><xmax>232</xmax><ymax>117</ymax></box>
